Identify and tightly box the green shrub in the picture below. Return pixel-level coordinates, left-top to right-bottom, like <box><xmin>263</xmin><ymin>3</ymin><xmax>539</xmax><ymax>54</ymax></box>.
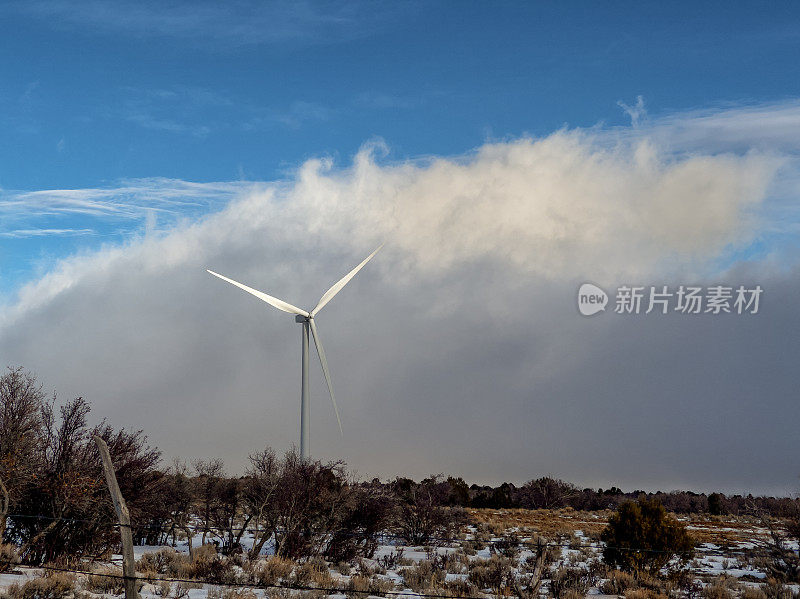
<box><xmin>601</xmin><ymin>497</ymin><xmax>694</xmax><ymax>575</ymax></box>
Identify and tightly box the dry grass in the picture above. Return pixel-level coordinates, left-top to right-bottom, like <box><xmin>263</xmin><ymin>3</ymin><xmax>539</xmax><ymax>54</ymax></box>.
<box><xmin>0</xmin><ymin>544</ymin><xmax>20</xmax><ymax>574</ymax></box>
<box><xmin>625</xmin><ymin>589</ymin><xmax>669</xmax><ymax>599</ymax></box>
<box><xmin>467</xmin><ymin>508</ymin><xmax>608</xmax><ymax>538</ymax></box>
<box><xmin>347</xmin><ymin>574</ymin><xmax>396</xmax><ymax>599</ymax></box>
<box><xmin>467</xmin><ymin>508</ymin><xmax>777</xmax><ymax>549</ymax></box>
<box><xmin>3</xmin><ymin>572</ymin><xmax>75</xmax><ymax>599</ymax></box>
<box><xmin>85</xmin><ymin>565</ymin><xmax>125</xmax><ymax>595</ymax></box>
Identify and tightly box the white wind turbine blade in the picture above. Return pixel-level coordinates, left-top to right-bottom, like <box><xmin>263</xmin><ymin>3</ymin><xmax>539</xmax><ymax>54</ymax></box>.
<box><xmin>308</xmin><ymin>318</ymin><xmax>343</xmax><ymax>436</ymax></box>
<box><xmin>206</xmin><ymin>270</ymin><xmax>309</xmax><ymax>317</ymax></box>
<box><xmin>311</xmin><ymin>245</ymin><xmax>383</xmax><ymax>317</ymax></box>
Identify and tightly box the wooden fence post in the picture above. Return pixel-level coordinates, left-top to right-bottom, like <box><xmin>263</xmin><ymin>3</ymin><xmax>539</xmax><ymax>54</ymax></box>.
<box><xmin>93</xmin><ymin>435</ymin><xmax>138</xmax><ymax>599</ymax></box>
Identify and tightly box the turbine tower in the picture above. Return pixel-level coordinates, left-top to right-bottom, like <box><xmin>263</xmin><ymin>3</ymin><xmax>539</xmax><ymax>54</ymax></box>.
<box><xmin>206</xmin><ymin>246</ymin><xmax>381</xmax><ymax>459</ymax></box>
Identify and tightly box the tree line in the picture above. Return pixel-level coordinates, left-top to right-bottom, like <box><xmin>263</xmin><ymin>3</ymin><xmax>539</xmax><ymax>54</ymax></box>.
<box><xmin>1</xmin><ymin>367</ymin><xmax>797</xmax><ymax>567</ymax></box>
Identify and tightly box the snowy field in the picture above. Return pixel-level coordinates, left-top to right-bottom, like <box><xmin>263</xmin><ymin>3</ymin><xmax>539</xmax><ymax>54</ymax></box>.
<box><xmin>1</xmin><ymin>509</ymin><xmax>798</xmax><ymax>599</ymax></box>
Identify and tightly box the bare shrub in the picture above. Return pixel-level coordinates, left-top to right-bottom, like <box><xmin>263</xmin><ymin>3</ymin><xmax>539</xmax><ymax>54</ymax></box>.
<box><xmin>601</xmin><ymin>569</ymin><xmax>637</xmax><ymax>595</ymax></box>
<box><xmin>334</xmin><ymin>561</ymin><xmax>352</xmax><ymax>576</ymax></box>
<box><xmin>625</xmin><ymin>589</ymin><xmax>668</xmax><ymax>599</ymax></box>
<box><xmin>741</xmin><ymin>587</ymin><xmax>768</xmax><ymax>599</ymax></box>
<box><xmin>442</xmin><ymin>578</ymin><xmax>482</xmax><ymax>598</ymax></box>
<box><xmin>86</xmin><ymin>565</ymin><xmax>125</xmax><ymax>594</ymax></box>
<box><xmin>0</xmin><ymin>544</ymin><xmax>20</xmax><ymax>573</ymax></box>
<box><xmin>293</xmin><ymin>559</ymin><xmax>332</xmax><ymax>587</ymax></box>
<box><xmin>761</xmin><ymin>578</ymin><xmax>800</xmax><ymax>599</ymax></box>
<box><xmin>347</xmin><ymin>574</ymin><xmax>396</xmax><ymax>599</ymax></box>
<box><xmin>549</xmin><ymin>565</ymin><xmax>591</xmax><ymax>599</ymax></box>
<box><xmin>701</xmin><ymin>575</ymin><xmax>739</xmax><ymax>599</ymax></box>
<box><xmin>402</xmin><ymin>560</ymin><xmax>446</xmax><ymax>592</ymax></box>
<box><xmin>520</xmin><ymin>477</ymin><xmax>579</xmax><ymax>510</ymax></box>
<box><xmin>378</xmin><ymin>547</ymin><xmax>405</xmax><ymax>570</ymax></box>
<box><xmin>156</xmin><ymin>581</ymin><xmax>172</xmax><ymax>597</ymax></box>
<box><xmin>755</xmin><ymin>513</ymin><xmax>800</xmax><ymax>583</ymax></box>
<box><xmin>393</xmin><ymin>476</ymin><xmax>469</xmax><ymax>545</ymax></box>
<box><xmin>183</xmin><ymin>544</ymin><xmax>235</xmax><ymax>583</ymax></box>
<box><xmin>221</xmin><ymin>590</ymin><xmax>257</xmax><ymax>599</ymax></box>
<box><xmin>5</xmin><ymin>572</ymin><xmax>75</xmax><ymax>599</ymax></box>
<box><xmin>255</xmin><ymin>556</ymin><xmax>295</xmax><ymax>586</ymax></box>
<box><xmin>137</xmin><ymin>548</ymin><xmax>189</xmax><ymax>577</ymax></box>
<box><xmin>467</xmin><ymin>555</ymin><xmax>514</xmax><ymax>592</ymax></box>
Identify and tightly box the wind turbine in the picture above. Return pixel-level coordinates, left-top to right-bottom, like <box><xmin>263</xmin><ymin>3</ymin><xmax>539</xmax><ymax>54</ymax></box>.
<box><xmin>206</xmin><ymin>246</ymin><xmax>382</xmax><ymax>459</ymax></box>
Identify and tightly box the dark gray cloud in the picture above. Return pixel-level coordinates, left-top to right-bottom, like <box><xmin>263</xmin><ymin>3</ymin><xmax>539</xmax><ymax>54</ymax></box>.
<box><xmin>1</xmin><ymin>128</ymin><xmax>798</xmax><ymax>495</ymax></box>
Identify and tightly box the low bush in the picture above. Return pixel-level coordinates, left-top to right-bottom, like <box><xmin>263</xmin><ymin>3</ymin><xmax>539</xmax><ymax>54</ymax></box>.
<box><xmin>86</xmin><ymin>565</ymin><xmax>125</xmax><ymax>595</ymax></box>
<box><xmin>137</xmin><ymin>548</ymin><xmax>189</xmax><ymax>577</ymax></box>
<box><xmin>741</xmin><ymin>587</ymin><xmax>768</xmax><ymax>599</ymax></box>
<box><xmin>293</xmin><ymin>559</ymin><xmax>332</xmax><ymax>587</ymax></box>
<box><xmin>761</xmin><ymin>578</ymin><xmax>800</xmax><ymax>599</ymax></box>
<box><xmin>701</xmin><ymin>575</ymin><xmax>739</xmax><ymax>599</ymax></box>
<box><xmin>4</xmin><ymin>572</ymin><xmax>75</xmax><ymax>599</ymax></box>
<box><xmin>468</xmin><ymin>555</ymin><xmax>514</xmax><ymax>592</ymax></box>
<box><xmin>548</xmin><ymin>566</ymin><xmax>591</xmax><ymax>599</ymax></box>
<box><xmin>624</xmin><ymin>589</ymin><xmax>668</xmax><ymax>599</ymax></box>
<box><xmin>0</xmin><ymin>544</ymin><xmax>20</xmax><ymax>573</ymax></box>
<box><xmin>221</xmin><ymin>590</ymin><xmax>257</xmax><ymax>599</ymax></box>
<box><xmin>601</xmin><ymin>497</ymin><xmax>694</xmax><ymax>575</ymax></box>
<box><xmin>347</xmin><ymin>574</ymin><xmax>396</xmax><ymax>599</ymax></box>
<box><xmin>600</xmin><ymin>569</ymin><xmax>637</xmax><ymax>595</ymax></box>
<box><xmin>402</xmin><ymin>561</ymin><xmax>446</xmax><ymax>592</ymax></box>
<box><xmin>254</xmin><ymin>556</ymin><xmax>295</xmax><ymax>587</ymax></box>
<box><xmin>442</xmin><ymin>578</ymin><xmax>482</xmax><ymax>598</ymax></box>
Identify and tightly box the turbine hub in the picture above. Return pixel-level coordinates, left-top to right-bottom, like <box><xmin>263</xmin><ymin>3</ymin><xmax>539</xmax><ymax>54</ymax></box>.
<box><xmin>295</xmin><ymin>314</ymin><xmax>310</xmax><ymax>323</ymax></box>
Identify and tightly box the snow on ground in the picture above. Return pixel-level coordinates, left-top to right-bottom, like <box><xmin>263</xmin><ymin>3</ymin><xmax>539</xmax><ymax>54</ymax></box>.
<box><xmin>2</xmin><ymin>515</ymin><xmax>797</xmax><ymax>599</ymax></box>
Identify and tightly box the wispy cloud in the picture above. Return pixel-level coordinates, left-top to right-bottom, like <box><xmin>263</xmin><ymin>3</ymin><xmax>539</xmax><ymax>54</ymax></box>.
<box><xmin>5</xmin><ymin>0</ymin><xmax>414</xmax><ymax>47</ymax></box>
<box><xmin>0</xmin><ymin>178</ymin><xmax>259</xmax><ymax>244</ymax></box>
<box><xmin>117</xmin><ymin>85</ymin><xmax>332</xmax><ymax>136</ymax></box>
<box><xmin>617</xmin><ymin>95</ymin><xmax>647</xmax><ymax>128</ymax></box>
<box><xmin>353</xmin><ymin>91</ymin><xmax>422</xmax><ymax>110</ymax></box>
<box><xmin>125</xmin><ymin>112</ymin><xmax>212</xmax><ymax>137</ymax></box>
<box><xmin>0</xmin><ymin>228</ymin><xmax>95</xmax><ymax>238</ymax></box>
<box><xmin>635</xmin><ymin>99</ymin><xmax>800</xmax><ymax>153</ymax></box>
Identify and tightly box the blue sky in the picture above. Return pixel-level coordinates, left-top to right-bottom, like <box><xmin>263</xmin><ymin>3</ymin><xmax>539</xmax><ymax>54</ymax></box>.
<box><xmin>3</xmin><ymin>2</ymin><xmax>800</xmax><ymax>291</ymax></box>
<box><xmin>2</xmin><ymin>2</ymin><xmax>800</xmax><ymax>489</ymax></box>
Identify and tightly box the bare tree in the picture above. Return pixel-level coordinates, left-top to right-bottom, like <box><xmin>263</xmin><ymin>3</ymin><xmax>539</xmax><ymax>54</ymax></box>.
<box><xmin>243</xmin><ymin>447</ymin><xmax>281</xmax><ymax>560</ymax></box>
<box><xmin>191</xmin><ymin>458</ymin><xmax>225</xmax><ymax>546</ymax></box>
<box><xmin>755</xmin><ymin>510</ymin><xmax>800</xmax><ymax>583</ymax></box>
<box><xmin>520</xmin><ymin>476</ymin><xmax>579</xmax><ymax>509</ymax></box>
<box><xmin>0</xmin><ymin>367</ymin><xmax>46</xmax><ymax>539</ymax></box>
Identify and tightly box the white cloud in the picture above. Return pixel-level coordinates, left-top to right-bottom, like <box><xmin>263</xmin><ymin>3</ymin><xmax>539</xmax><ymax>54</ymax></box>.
<box><xmin>1</xmin><ymin>105</ymin><xmax>799</xmax><ymax>491</ymax></box>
